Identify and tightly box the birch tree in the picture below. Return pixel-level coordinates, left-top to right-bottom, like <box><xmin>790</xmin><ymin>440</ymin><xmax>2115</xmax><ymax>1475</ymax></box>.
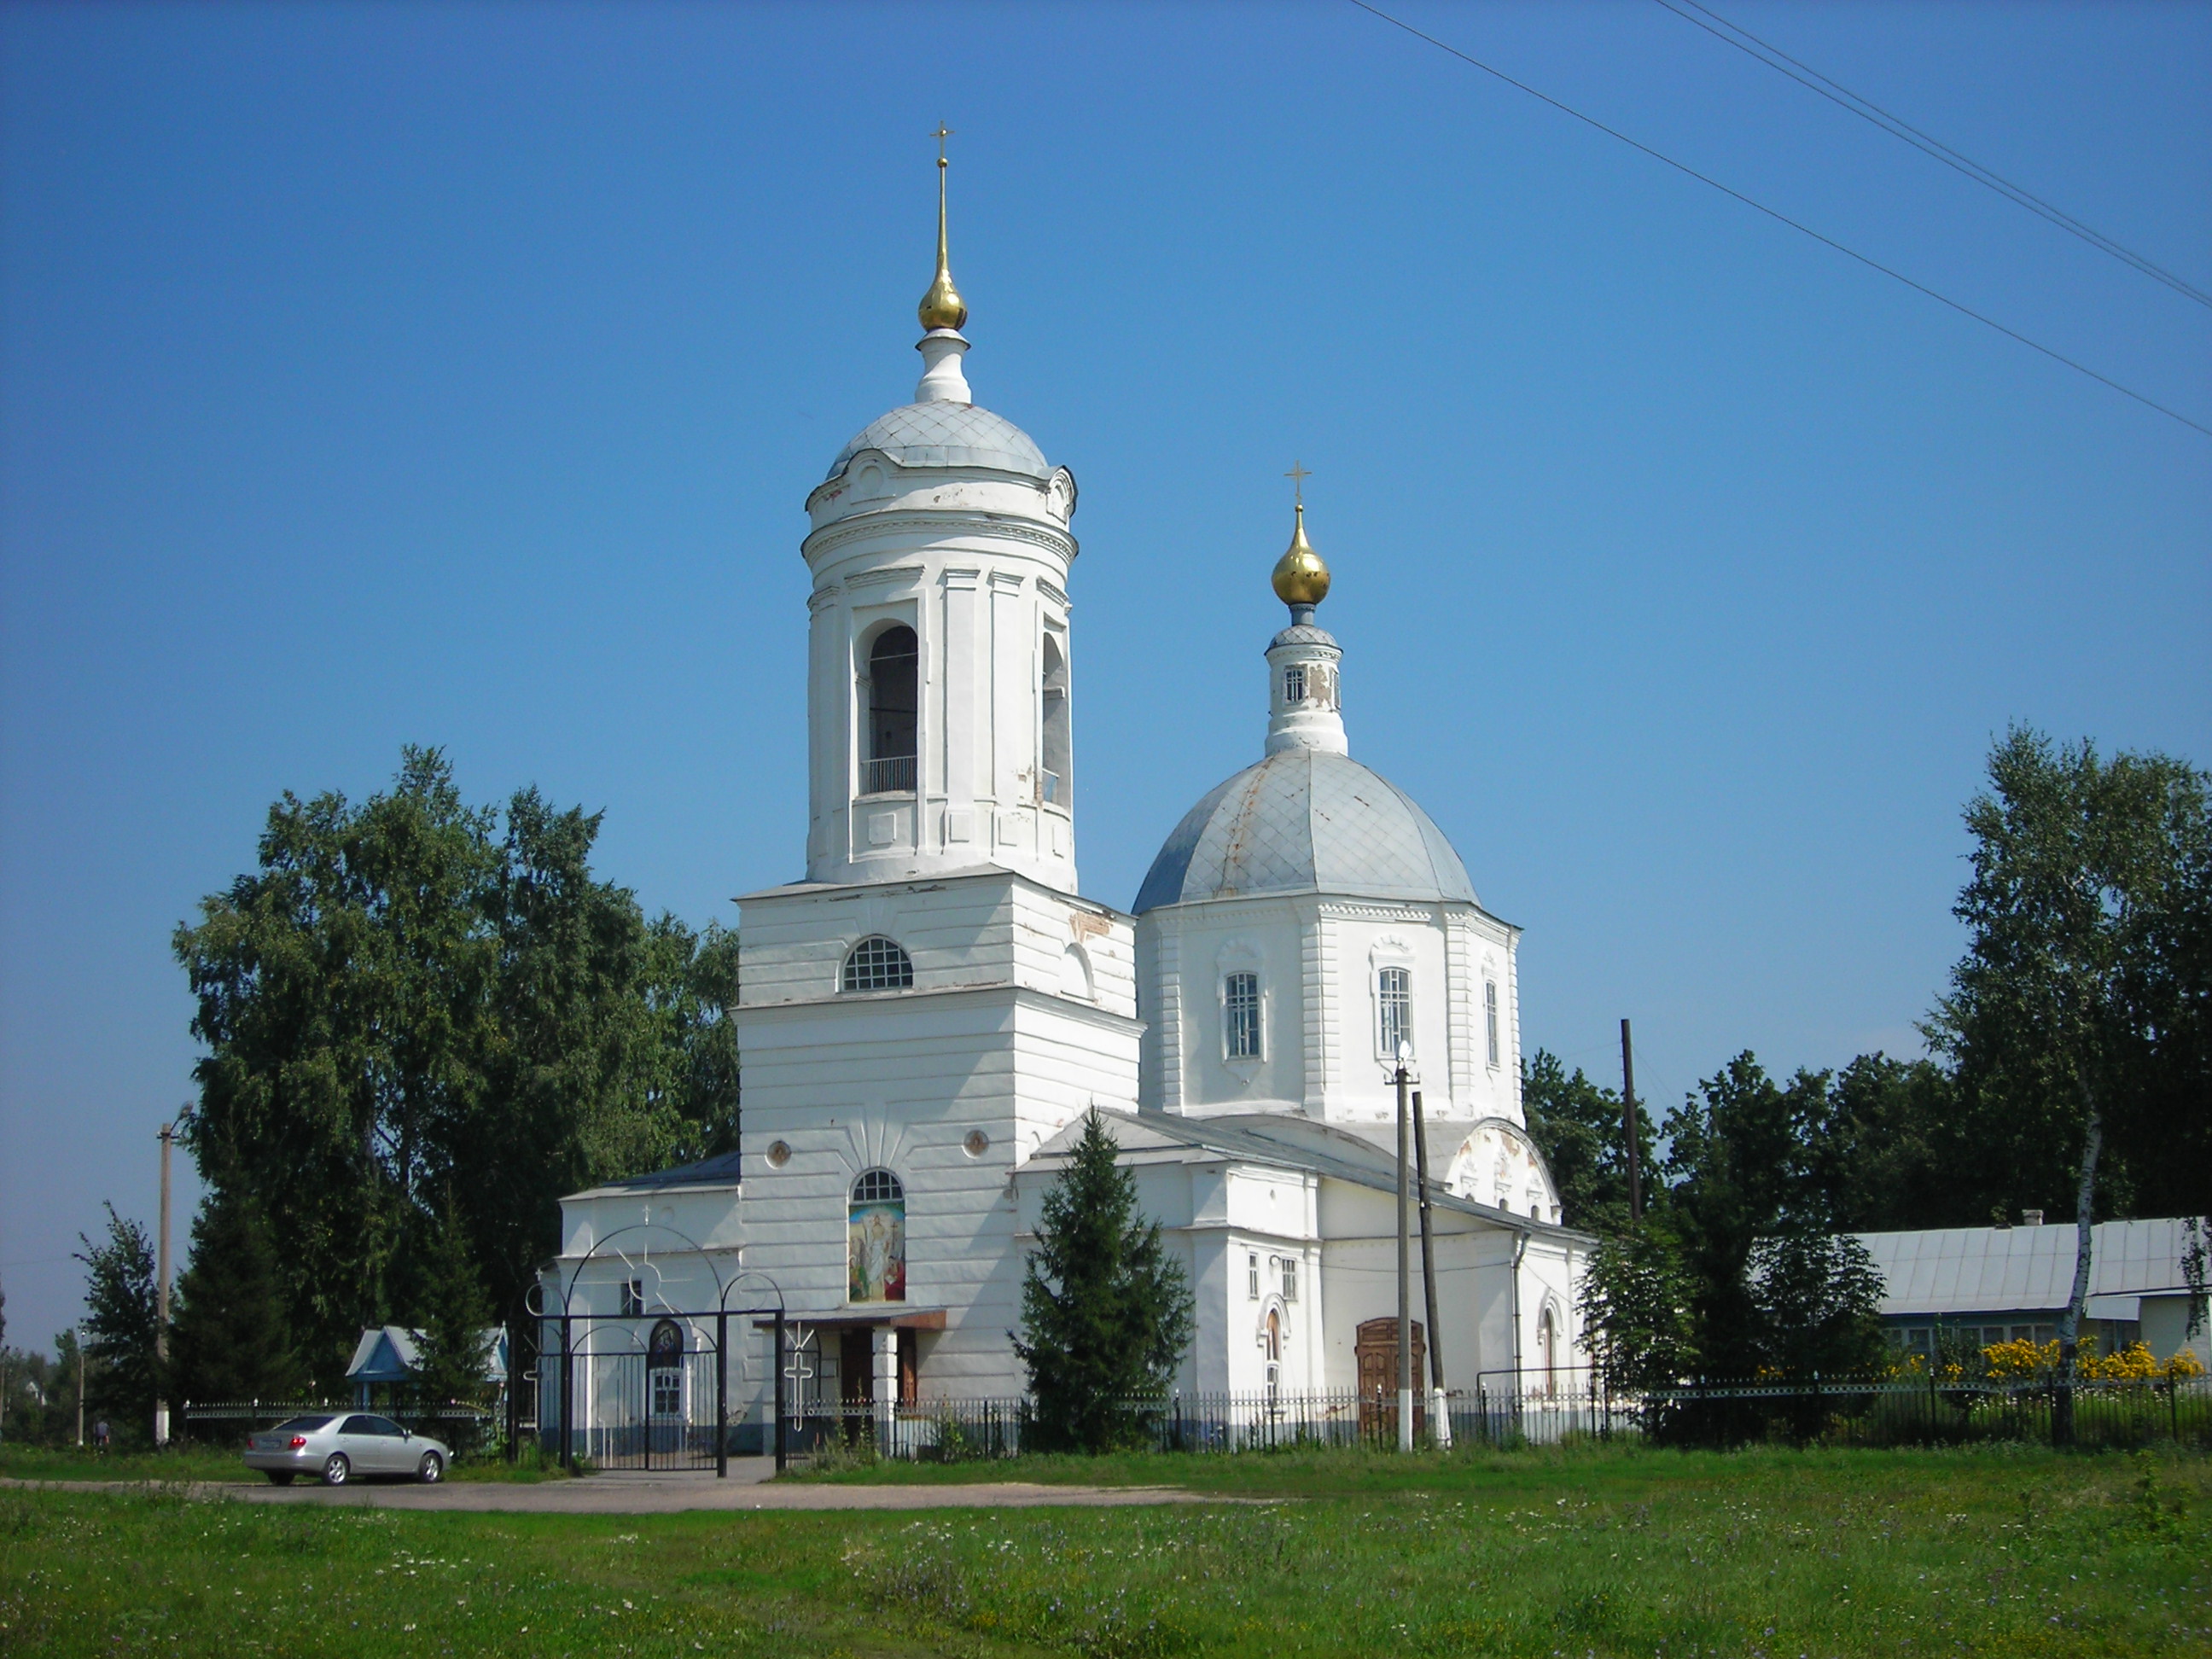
<box><xmin>1929</xmin><ymin>729</ymin><xmax>2211</xmax><ymax>1438</ymax></box>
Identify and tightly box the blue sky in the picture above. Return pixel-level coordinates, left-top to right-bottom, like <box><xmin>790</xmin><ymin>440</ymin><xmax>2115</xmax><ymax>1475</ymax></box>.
<box><xmin>3</xmin><ymin>2</ymin><xmax>2206</xmax><ymax>1348</ymax></box>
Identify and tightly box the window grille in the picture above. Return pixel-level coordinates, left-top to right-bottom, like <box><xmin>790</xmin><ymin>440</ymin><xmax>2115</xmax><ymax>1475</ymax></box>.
<box><xmin>1484</xmin><ymin>980</ymin><xmax>1501</xmax><ymax>1068</ymax></box>
<box><xmin>1283</xmin><ymin>665</ymin><xmax>1306</xmax><ymax>703</ymax></box>
<box><xmin>621</xmin><ymin>1279</ymin><xmax>643</xmax><ymax>1318</ymax></box>
<box><xmin>1377</xmin><ymin>967</ymin><xmax>1412</xmax><ymax>1057</ymax></box>
<box><xmin>862</xmin><ymin>755</ymin><xmax>917</xmax><ymax>795</ymax></box>
<box><xmin>842</xmin><ymin>935</ymin><xmax>914</xmax><ymax>992</ymax></box>
<box><xmin>1224</xmin><ymin>971</ymin><xmax>1261</xmax><ymax>1059</ymax></box>
<box><xmin>852</xmin><ymin>1168</ymin><xmax>905</xmax><ymax>1205</ymax></box>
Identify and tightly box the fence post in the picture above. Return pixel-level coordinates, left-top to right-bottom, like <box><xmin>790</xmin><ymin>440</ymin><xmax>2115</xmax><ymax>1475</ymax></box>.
<box><xmin>715</xmin><ymin>1310</ymin><xmax>728</xmax><ymax>1480</ymax></box>
<box><xmin>771</xmin><ymin>1311</ymin><xmax>787</xmax><ymax>1476</ymax></box>
<box><xmin>560</xmin><ymin>1313</ymin><xmax>573</xmax><ymax>1473</ymax></box>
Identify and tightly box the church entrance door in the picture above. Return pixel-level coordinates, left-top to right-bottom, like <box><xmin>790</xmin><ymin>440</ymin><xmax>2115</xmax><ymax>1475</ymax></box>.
<box><xmin>1354</xmin><ymin>1317</ymin><xmax>1426</xmax><ymax>1444</ymax></box>
<box><xmin>839</xmin><ymin>1330</ymin><xmax>872</xmax><ymax>1443</ymax></box>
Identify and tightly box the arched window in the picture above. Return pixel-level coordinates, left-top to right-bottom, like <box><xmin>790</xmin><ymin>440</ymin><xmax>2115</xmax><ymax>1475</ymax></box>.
<box><xmin>648</xmin><ymin>1318</ymin><xmax>684</xmax><ymax>1417</ymax></box>
<box><xmin>1377</xmin><ymin>966</ymin><xmax>1412</xmax><ymax>1058</ymax></box>
<box><xmin>848</xmin><ymin>1169</ymin><xmax>906</xmax><ymax>1304</ymax></box>
<box><xmin>842</xmin><ymin>936</ymin><xmax>913</xmax><ymax>992</ymax></box>
<box><xmin>1537</xmin><ymin>1304</ymin><xmax>1558</xmax><ymax>1396</ymax></box>
<box><xmin>864</xmin><ymin>626</ymin><xmax>917</xmax><ymax>794</ymax></box>
<box><xmin>1040</xmin><ymin>633</ymin><xmax>1070</xmax><ymax>806</ymax></box>
<box><xmin>1484</xmin><ymin>979</ymin><xmax>1501</xmax><ymax>1068</ymax></box>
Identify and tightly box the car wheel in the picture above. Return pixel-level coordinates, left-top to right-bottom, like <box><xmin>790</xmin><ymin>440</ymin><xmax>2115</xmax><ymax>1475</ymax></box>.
<box><xmin>322</xmin><ymin>1453</ymin><xmax>350</xmax><ymax>1486</ymax></box>
<box><xmin>416</xmin><ymin>1452</ymin><xmax>444</xmax><ymax>1485</ymax></box>
<box><xmin>265</xmin><ymin>1471</ymin><xmax>295</xmax><ymax>1487</ymax></box>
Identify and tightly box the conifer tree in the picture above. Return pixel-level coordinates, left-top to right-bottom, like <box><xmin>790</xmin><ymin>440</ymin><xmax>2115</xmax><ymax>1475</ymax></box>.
<box><xmin>1014</xmin><ymin>1110</ymin><xmax>1194</xmax><ymax>1452</ymax></box>
<box><xmin>411</xmin><ymin>1192</ymin><xmax>494</xmax><ymax>1450</ymax></box>
<box><xmin>74</xmin><ymin>1205</ymin><xmax>160</xmax><ymax>1441</ymax></box>
<box><xmin>169</xmin><ymin>1185</ymin><xmax>301</xmax><ymax>1405</ymax></box>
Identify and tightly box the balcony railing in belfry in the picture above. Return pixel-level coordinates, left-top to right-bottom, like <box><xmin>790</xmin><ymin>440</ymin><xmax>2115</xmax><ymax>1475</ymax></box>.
<box><xmin>862</xmin><ymin>755</ymin><xmax>916</xmax><ymax>795</ymax></box>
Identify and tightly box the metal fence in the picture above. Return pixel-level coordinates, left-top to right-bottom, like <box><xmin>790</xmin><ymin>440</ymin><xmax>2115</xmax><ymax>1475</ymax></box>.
<box><xmin>769</xmin><ymin>1373</ymin><xmax>2212</xmax><ymax>1464</ymax></box>
<box><xmin>1638</xmin><ymin>1373</ymin><xmax>2212</xmax><ymax>1451</ymax></box>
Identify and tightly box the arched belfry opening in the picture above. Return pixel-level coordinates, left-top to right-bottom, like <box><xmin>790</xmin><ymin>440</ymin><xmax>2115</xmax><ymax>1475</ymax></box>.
<box><xmin>1040</xmin><ymin>632</ymin><xmax>1070</xmax><ymax>806</ymax></box>
<box><xmin>865</xmin><ymin>626</ymin><xmax>918</xmax><ymax>795</ymax></box>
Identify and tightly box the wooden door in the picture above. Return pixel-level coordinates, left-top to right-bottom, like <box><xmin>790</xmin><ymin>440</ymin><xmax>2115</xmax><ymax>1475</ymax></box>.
<box><xmin>1354</xmin><ymin>1318</ymin><xmax>1426</xmax><ymax>1439</ymax></box>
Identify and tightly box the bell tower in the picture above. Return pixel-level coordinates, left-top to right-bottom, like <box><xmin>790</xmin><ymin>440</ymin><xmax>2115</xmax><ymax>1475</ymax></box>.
<box><xmin>798</xmin><ymin>134</ymin><xmax>1081</xmax><ymax>890</ymax></box>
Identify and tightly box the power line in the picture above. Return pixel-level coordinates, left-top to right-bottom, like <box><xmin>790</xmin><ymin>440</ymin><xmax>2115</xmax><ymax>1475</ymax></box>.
<box><xmin>1345</xmin><ymin>0</ymin><xmax>2212</xmax><ymax>440</ymax></box>
<box><xmin>1653</xmin><ymin>0</ymin><xmax>2212</xmax><ymax>311</ymax></box>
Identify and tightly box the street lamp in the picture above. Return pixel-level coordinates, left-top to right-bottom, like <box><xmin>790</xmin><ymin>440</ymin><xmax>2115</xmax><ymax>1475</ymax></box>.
<box><xmin>1389</xmin><ymin>1040</ymin><xmax>1414</xmax><ymax>1452</ymax></box>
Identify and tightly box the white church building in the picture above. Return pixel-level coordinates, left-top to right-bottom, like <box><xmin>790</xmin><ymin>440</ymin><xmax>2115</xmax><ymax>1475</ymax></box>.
<box><xmin>541</xmin><ymin>166</ymin><xmax>1591</xmax><ymax>1451</ymax></box>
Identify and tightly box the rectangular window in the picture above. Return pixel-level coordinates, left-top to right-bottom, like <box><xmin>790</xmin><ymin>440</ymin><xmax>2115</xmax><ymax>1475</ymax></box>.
<box><xmin>1377</xmin><ymin>967</ymin><xmax>1412</xmax><ymax>1058</ymax></box>
<box><xmin>1282</xmin><ymin>1257</ymin><xmax>1299</xmax><ymax>1302</ymax></box>
<box><xmin>1225</xmin><ymin>971</ymin><xmax>1261</xmax><ymax>1059</ymax></box>
<box><xmin>1247</xmin><ymin>1252</ymin><xmax>1260</xmax><ymax>1301</ymax></box>
<box><xmin>1484</xmin><ymin>980</ymin><xmax>1500</xmax><ymax>1068</ymax></box>
<box><xmin>621</xmin><ymin>1279</ymin><xmax>644</xmax><ymax>1318</ymax></box>
<box><xmin>1283</xmin><ymin>665</ymin><xmax>1306</xmax><ymax>703</ymax></box>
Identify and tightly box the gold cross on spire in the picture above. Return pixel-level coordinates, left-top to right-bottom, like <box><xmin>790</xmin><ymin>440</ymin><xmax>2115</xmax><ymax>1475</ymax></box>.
<box><xmin>934</xmin><ymin>122</ymin><xmax>954</xmax><ymax>167</ymax></box>
<box><xmin>1284</xmin><ymin>461</ymin><xmax>1312</xmax><ymax>506</ymax></box>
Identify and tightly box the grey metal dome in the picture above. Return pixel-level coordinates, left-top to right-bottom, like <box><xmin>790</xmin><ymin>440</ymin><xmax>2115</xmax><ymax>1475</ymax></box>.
<box><xmin>828</xmin><ymin>402</ymin><xmax>1051</xmax><ymax>482</ymax></box>
<box><xmin>1133</xmin><ymin>748</ymin><xmax>1479</xmax><ymax>914</ymax></box>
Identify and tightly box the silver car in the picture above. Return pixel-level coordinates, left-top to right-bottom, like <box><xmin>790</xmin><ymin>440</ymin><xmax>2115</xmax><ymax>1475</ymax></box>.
<box><xmin>243</xmin><ymin>1413</ymin><xmax>450</xmax><ymax>1486</ymax></box>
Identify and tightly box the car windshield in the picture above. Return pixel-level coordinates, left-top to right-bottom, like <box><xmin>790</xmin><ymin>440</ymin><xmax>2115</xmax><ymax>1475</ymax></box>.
<box><xmin>274</xmin><ymin>1416</ymin><xmax>334</xmax><ymax>1431</ymax></box>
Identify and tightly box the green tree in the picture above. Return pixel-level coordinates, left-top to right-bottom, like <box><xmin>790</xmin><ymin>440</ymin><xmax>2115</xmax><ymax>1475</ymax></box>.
<box><xmin>451</xmin><ymin>788</ymin><xmax>741</xmax><ymax>1379</ymax></box>
<box><xmin>174</xmin><ymin>747</ymin><xmax>499</xmax><ymax>1384</ymax></box>
<box><xmin>1746</xmin><ymin>1227</ymin><xmax>1886</xmax><ymax>1380</ymax></box>
<box><xmin>168</xmin><ymin>1185</ymin><xmax>300</xmax><ymax>1405</ymax></box>
<box><xmin>1662</xmin><ymin>1055</ymin><xmax>1813</xmax><ymax>1378</ymax></box>
<box><xmin>1522</xmin><ymin>1050</ymin><xmax>1659</xmax><ymax>1232</ymax></box>
<box><xmin>1926</xmin><ymin>729</ymin><xmax>2212</xmax><ymax>1404</ymax></box>
<box><xmin>1576</xmin><ymin>1224</ymin><xmax>1698</xmax><ymax>1389</ymax></box>
<box><xmin>1015</xmin><ymin>1110</ymin><xmax>1195</xmax><ymax>1452</ymax></box>
<box><xmin>175</xmin><ymin>750</ymin><xmax>744</xmax><ymax>1394</ymax></box>
<box><xmin>1811</xmin><ymin>1053</ymin><xmax>1958</xmax><ymax>1232</ymax></box>
<box><xmin>74</xmin><ymin>1205</ymin><xmax>160</xmax><ymax>1441</ymax></box>
<box><xmin>410</xmin><ymin>1191</ymin><xmax>494</xmax><ymax>1452</ymax></box>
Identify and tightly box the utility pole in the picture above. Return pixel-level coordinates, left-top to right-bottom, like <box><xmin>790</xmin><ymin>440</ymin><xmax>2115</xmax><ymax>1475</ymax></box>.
<box><xmin>1620</xmin><ymin>1020</ymin><xmax>1641</xmax><ymax>1225</ymax></box>
<box><xmin>1411</xmin><ymin>1089</ymin><xmax>1450</xmax><ymax>1449</ymax></box>
<box><xmin>1394</xmin><ymin>1045</ymin><xmax>1413</xmax><ymax>1453</ymax></box>
<box><xmin>155</xmin><ymin>1118</ymin><xmax>176</xmax><ymax>1447</ymax></box>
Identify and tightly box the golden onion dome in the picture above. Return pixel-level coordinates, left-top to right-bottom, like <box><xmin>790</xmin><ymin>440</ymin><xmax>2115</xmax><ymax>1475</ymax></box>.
<box><xmin>1271</xmin><ymin>504</ymin><xmax>1331</xmax><ymax>607</ymax></box>
<box><xmin>917</xmin><ymin>153</ymin><xmax>969</xmax><ymax>332</ymax></box>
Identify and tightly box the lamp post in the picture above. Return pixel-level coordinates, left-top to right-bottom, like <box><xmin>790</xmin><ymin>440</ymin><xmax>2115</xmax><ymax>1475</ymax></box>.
<box><xmin>1392</xmin><ymin>1041</ymin><xmax>1414</xmax><ymax>1453</ymax></box>
<box><xmin>155</xmin><ymin>1118</ymin><xmax>177</xmax><ymax>1447</ymax></box>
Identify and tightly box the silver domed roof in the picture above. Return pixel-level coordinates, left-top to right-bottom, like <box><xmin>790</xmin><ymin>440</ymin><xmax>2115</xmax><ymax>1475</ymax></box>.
<box><xmin>828</xmin><ymin>402</ymin><xmax>1051</xmax><ymax>482</ymax></box>
<box><xmin>1133</xmin><ymin>748</ymin><xmax>1479</xmax><ymax>913</ymax></box>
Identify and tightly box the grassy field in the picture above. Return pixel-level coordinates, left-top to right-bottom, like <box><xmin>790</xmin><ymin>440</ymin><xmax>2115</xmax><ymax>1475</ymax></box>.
<box><xmin>3</xmin><ymin>1444</ymin><xmax>2206</xmax><ymax>1656</ymax></box>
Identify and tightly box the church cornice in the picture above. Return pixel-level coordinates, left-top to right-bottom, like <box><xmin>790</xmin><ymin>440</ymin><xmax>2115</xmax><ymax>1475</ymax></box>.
<box><xmin>732</xmin><ymin>979</ymin><xmax>1144</xmax><ymax>1037</ymax></box>
<box><xmin>802</xmin><ymin>509</ymin><xmax>1078</xmax><ymax>567</ymax></box>
<box><xmin>1314</xmin><ymin>899</ymin><xmax>1439</xmax><ymax>923</ymax></box>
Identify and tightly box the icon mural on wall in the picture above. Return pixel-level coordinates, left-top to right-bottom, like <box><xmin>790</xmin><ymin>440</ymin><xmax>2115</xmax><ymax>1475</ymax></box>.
<box><xmin>848</xmin><ymin>1170</ymin><xmax>907</xmax><ymax>1303</ymax></box>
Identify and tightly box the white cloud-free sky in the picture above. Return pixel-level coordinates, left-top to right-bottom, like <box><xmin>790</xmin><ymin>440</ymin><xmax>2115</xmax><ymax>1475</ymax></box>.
<box><xmin>3</xmin><ymin>2</ymin><xmax>2206</xmax><ymax>1347</ymax></box>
